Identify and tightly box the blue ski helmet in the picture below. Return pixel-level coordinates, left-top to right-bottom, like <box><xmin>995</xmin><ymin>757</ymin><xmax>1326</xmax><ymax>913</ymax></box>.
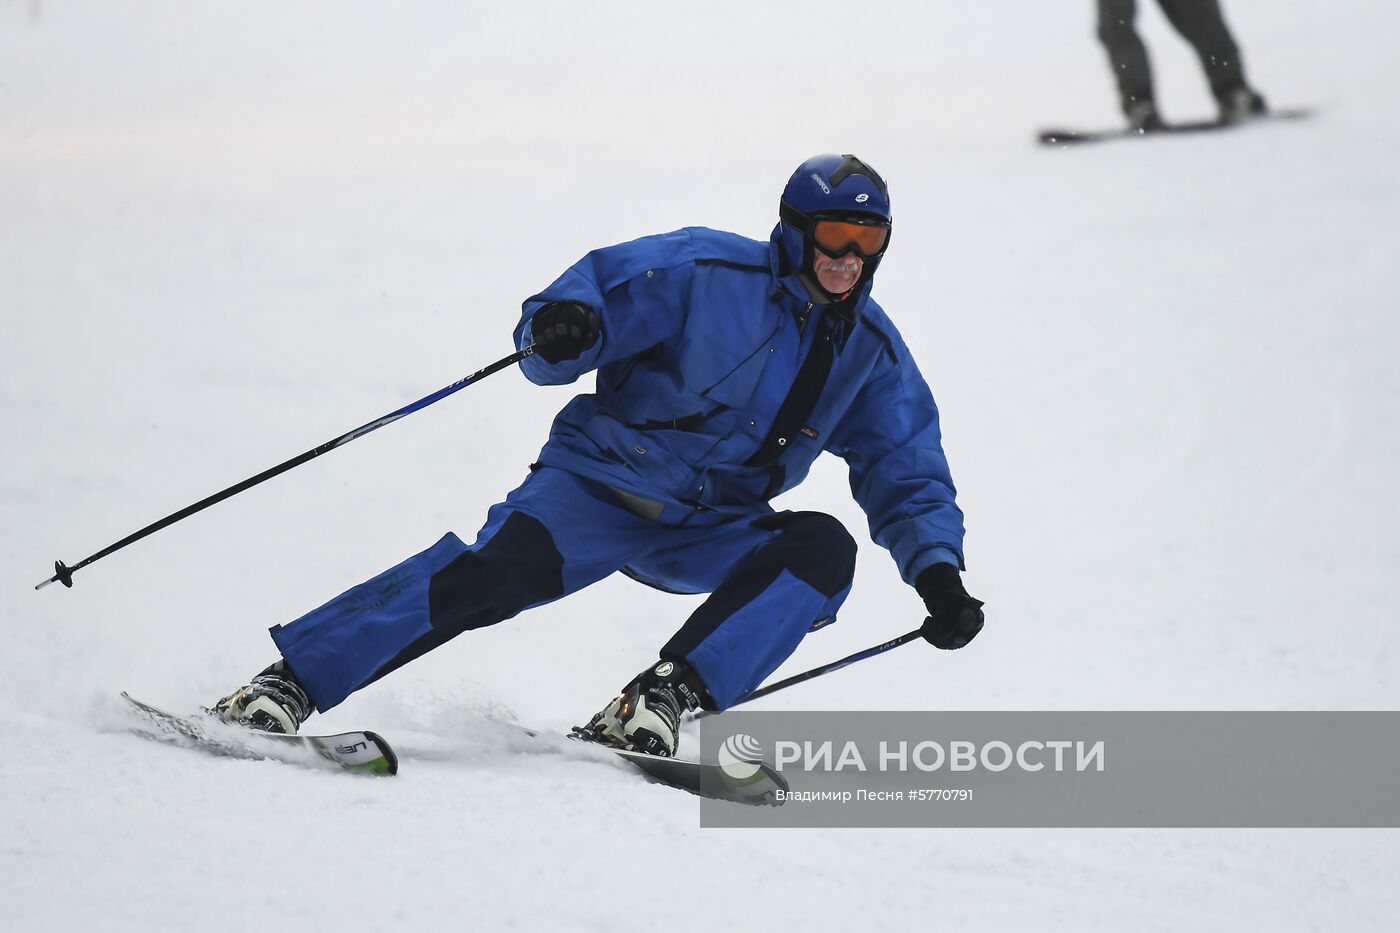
<box><xmin>778</xmin><ymin>153</ymin><xmax>892</xmax><ymax>304</ymax></box>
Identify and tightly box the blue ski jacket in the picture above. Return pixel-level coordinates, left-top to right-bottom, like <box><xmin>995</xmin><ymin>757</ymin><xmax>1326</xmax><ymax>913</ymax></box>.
<box><xmin>513</xmin><ymin>226</ymin><xmax>966</xmax><ymax>585</ymax></box>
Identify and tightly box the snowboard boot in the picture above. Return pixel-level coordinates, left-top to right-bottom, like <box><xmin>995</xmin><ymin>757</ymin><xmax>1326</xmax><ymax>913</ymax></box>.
<box><xmin>573</xmin><ymin>659</ymin><xmax>712</xmax><ymax>758</ymax></box>
<box><xmin>210</xmin><ymin>660</ymin><xmax>313</xmax><ymax>735</ymax></box>
<box><xmin>1125</xmin><ymin>99</ymin><xmax>1166</xmax><ymax>133</ymax></box>
<box><xmin>1218</xmin><ymin>87</ymin><xmax>1268</xmax><ymax>125</ymax></box>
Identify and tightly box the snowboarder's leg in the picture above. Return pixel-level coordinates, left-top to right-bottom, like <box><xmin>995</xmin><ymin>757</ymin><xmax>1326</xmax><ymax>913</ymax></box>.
<box><xmin>1155</xmin><ymin>0</ymin><xmax>1258</xmax><ymax>112</ymax></box>
<box><xmin>259</xmin><ymin>467</ymin><xmax>653</xmax><ymax>715</ymax></box>
<box><xmin>1097</xmin><ymin>0</ymin><xmax>1161</xmax><ymax>127</ymax></box>
<box><xmin>650</xmin><ymin>510</ymin><xmax>858</xmax><ymax>711</ymax></box>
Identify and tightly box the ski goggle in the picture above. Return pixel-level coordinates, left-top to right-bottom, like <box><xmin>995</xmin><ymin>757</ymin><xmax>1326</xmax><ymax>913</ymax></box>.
<box><xmin>811</xmin><ymin>218</ymin><xmax>890</xmax><ymax>260</ymax></box>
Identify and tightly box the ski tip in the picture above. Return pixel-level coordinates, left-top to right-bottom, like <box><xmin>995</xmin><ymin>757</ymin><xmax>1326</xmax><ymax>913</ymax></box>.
<box><xmin>119</xmin><ymin>690</ymin><xmax>160</xmax><ymax>712</ymax></box>
<box><xmin>361</xmin><ymin>731</ymin><xmax>399</xmax><ymax>776</ymax></box>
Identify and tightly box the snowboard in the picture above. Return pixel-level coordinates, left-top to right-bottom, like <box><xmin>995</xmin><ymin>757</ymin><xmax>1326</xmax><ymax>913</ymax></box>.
<box><xmin>121</xmin><ymin>693</ymin><xmax>398</xmax><ymax>776</ymax></box>
<box><xmin>1037</xmin><ymin>107</ymin><xmax>1314</xmax><ymax>146</ymax></box>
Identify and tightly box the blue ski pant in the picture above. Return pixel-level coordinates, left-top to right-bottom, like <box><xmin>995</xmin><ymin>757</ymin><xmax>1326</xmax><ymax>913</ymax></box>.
<box><xmin>270</xmin><ymin>466</ymin><xmax>857</xmax><ymax>711</ymax></box>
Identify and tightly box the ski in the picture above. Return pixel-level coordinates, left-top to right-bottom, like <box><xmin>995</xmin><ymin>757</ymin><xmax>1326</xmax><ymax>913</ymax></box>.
<box><xmin>121</xmin><ymin>693</ymin><xmax>398</xmax><ymax>776</ymax></box>
<box><xmin>603</xmin><ymin>743</ymin><xmax>787</xmax><ymax>806</ymax></box>
<box><xmin>1038</xmin><ymin>107</ymin><xmax>1314</xmax><ymax>146</ymax></box>
<box><xmin>122</xmin><ymin>692</ymin><xmax>780</xmax><ymax>802</ymax></box>
<box><xmin>517</xmin><ymin>726</ymin><xmax>788</xmax><ymax>806</ymax></box>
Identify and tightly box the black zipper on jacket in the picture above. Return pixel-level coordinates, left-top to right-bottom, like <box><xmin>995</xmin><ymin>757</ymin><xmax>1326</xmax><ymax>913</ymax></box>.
<box><xmin>745</xmin><ymin>303</ymin><xmax>835</xmax><ymax>468</ymax></box>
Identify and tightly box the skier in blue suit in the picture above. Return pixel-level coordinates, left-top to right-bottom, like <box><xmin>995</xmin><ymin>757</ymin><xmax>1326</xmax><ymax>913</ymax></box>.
<box><xmin>213</xmin><ymin>154</ymin><xmax>985</xmax><ymax>757</ymax></box>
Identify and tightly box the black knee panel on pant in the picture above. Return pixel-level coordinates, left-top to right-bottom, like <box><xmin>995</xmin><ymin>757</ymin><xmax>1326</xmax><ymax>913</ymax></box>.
<box><xmin>363</xmin><ymin>514</ymin><xmax>566</xmax><ymax>690</ymax></box>
<box><xmin>750</xmin><ymin>510</ymin><xmax>857</xmax><ymax>598</ymax></box>
<box><xmin>428</xmin><ymin>512</ymin><xmax>566</xmax><ymax>636</ymax></box>
<box><xmin>661</xmin><ymin>511</ymin><xmax>856</xmax><ymax>661</ymax></box>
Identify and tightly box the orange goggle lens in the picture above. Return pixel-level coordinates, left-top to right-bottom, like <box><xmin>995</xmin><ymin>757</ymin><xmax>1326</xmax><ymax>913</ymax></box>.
<box><xmin>812</xmin><ymin>219</ymin><xmax>889</xmax><ymax>258</ymax></box>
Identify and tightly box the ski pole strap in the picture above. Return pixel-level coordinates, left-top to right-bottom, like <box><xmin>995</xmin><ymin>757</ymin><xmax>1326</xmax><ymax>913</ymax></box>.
<box><xmin>697</xmin><ymin>626</ymin><xmax>925</xmax><ymax>715</ymax></box>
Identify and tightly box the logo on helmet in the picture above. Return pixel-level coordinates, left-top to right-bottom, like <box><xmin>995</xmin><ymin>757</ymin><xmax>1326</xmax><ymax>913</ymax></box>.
<box><xmin>854</xmin><ymin>193</ymin><xmax>869</xmax><ymax>203</ymax></box>
<box><xmin>809</xmin><ymin>173</ymin><xmax>831</xmax><ymax>195</ymax></box>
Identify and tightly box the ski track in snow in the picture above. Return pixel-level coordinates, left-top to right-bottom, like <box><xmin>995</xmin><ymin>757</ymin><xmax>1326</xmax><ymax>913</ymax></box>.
<box><xmin>4</xmin><ymin>1</ymin><xmax>1400</xmax><ymax>930</ymax></box>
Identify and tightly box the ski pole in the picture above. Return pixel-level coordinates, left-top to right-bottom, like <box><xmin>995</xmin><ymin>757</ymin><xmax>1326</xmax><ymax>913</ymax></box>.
<box><xmin>35</xmin><ymin>345</ymin><xmax>535</xmax><ymax>591</ymax></box>
<box><xmin>697</xmin><ymin>626</ymin><xmax>925</xmax><ymax>716</ymax></box>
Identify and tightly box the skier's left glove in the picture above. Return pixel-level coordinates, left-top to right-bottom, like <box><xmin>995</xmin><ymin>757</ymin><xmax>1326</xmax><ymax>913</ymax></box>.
<box><xmin>530</xmin><ymin>301</ymin><xmax>602</xmax><ymax>364</ymax></box>
<box><xmin>915</xmin><ymin>563</ymin><xmax>985</xmax><ymax>650</ymax></box>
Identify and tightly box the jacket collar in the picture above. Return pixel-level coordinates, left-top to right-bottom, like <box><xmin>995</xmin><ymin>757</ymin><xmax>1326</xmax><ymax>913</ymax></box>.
<box><xmin>767</xmin><ymin>225</ymin><xmax>874</xmax><ymax>325</ymax></box>
<box><xmin>768</xmin><ymin>228</ymin><xmax>868</xmax><ymax>351</ymax></box>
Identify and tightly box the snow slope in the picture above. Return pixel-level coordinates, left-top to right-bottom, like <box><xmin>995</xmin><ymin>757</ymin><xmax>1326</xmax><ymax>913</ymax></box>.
<box><xmin>3</xmin><ymin>1</ymin><xmax>1398</xmax><ymax>929</ymax></box>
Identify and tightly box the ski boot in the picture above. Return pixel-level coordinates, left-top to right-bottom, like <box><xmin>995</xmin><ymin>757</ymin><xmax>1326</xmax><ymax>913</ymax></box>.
<box><xmin>573</xmin><ymin>659</ymin><xmax>711</xmax><ymax>758</ymax></box>
<box><xmin>210</xmin><ymin>660</ymin><xmax>313</xmax><ymax>735</ymax></box>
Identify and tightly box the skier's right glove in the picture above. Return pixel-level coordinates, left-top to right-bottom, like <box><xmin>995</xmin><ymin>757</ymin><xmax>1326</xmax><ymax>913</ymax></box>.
<box><xmin>530</xmin><ymin>301</ymin><xmax>602</xmax><ymax>364</ymax></box>
<box><xmin>915</xmin><ymin>563</ymin><xmax>985</xmax><ymax>650</ymax></box>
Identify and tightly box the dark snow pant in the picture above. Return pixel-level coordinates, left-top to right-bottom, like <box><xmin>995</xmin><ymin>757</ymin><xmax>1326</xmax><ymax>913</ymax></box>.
<box><xmin>270</xmin><ymin>466</ymin><xmax>857</xmax><ymax>712</ymax></box>
<box><xmin>1096</xmin><ymin>0</ymin><xmax>1250</xmax><ymax>113</ymax></box>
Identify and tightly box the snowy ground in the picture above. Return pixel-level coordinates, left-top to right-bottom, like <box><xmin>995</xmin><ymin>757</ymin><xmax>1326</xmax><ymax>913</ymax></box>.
<box><xmin>4</xmin><ymin>1</ymin><xmax>1399</xmax><ymax>929</ymax></box>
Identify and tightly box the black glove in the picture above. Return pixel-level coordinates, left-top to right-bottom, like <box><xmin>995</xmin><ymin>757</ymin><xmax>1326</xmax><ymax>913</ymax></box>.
<box><xmin>530</xmin><ymin>301</ymin><xmax>602</xmax><ymax>364</ymax></box>
<box><xmin>915</xmin><ymin>563</ymin><xmax>985</xmax><ymax>650</ymax></box>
